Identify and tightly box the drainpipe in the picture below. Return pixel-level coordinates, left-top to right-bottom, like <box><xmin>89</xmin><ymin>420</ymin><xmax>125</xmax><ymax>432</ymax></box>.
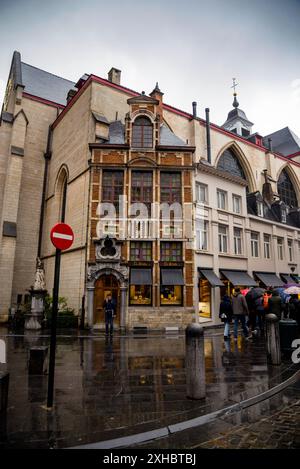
<box><xmin>37</xmin><ymin>126</ymin><xmax>52</xmax><ymax>258</ymax></box>
<box><xmin>205</xmin><ymin>108</ymin><xmax>211</xmax><ymax>164</ymax></box>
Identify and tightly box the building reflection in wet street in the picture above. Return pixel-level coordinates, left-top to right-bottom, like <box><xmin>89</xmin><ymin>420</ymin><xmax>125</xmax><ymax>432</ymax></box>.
<box><xmin>0</xmin><ymin>327</ymin><xmax>297</xmax><ymax>448</ymax></box>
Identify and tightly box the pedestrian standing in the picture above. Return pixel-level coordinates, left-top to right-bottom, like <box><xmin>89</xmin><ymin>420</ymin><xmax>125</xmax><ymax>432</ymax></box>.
<box><xmin>268</xmin><ymin>289</ymin><xmax>283</xmax><ymax>320</ymax></box>
<box><xmin>254</xmin><ymin>295</ymin><xmax>265</xmax><ymax>334</ymax></box>
<box><xmin>232</xmin><ymin>288</ymin><xmax>249</xmax><ymax>341</ymax></box>
<box><xmin>103</xmin><ymin>293</ymin><xmax>116</xmax><ymax>336</ymax></box>
<box><xmin>288</xmin><ymin>294</ymin><xmax>300</xmax><ymax>327</ymax></box>
<box><xmin>219</xmin><ymin>294</ymin><xmax>233</xmax><ymax>341</ymax></box>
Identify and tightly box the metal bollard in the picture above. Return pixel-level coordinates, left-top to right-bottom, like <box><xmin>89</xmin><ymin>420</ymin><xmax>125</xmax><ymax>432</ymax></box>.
<box><xmin>185</xmin><ymin>323</ymin><xmax>206</xmax><ymax>399</ymax></box>
<box><xmin>0</xmin><ymin>372</ymin><xmax>9</xmax><ymax>414</ymax></box>
<box><xmin>29</xmin><ymin>346</ymin><xmax>48</xmax><ymax>375</ymax></box>
<box><xmin>266</xmin><ymin>313</ymin><xmax>281</xmax><ymax>365</ymax></box>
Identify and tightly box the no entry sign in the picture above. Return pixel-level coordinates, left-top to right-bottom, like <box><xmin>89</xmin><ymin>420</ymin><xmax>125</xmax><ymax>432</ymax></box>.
<box><xmin>50</xmin><ymin>223</ymin><xmax>74</xmax><ymax>251</ymax></box>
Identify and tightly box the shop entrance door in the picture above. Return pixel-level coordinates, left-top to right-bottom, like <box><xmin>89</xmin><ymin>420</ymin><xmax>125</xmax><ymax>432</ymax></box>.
<box><xmin>94</xmin><ymin>274</ymin><xmax>120</xmax><ymax>327</ymax></box>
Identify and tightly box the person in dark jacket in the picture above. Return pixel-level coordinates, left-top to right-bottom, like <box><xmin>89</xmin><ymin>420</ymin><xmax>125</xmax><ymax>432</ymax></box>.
<box><xmin>232</xmin><ymin>288</ymin><xmax>249</xmax><ymax>340</ymax></box>
<box><xmin>254</xmin><ymin>295</ymin><xmax>265</xmax><ymax>334</ymax></box>
<box><xmin>288</xmin><ymin>294</ymin><xmax>300</xmax><ymax>327</ymax></box>
<box><xmin>219</xmin><ymin>295</ymin><xmax>233</xmax><ymax>341</ymax></box>
<box><xmin>103</xmin><ymin>294</ymin><xmax>116</xmax><ymax>336</ymax></box>
<box><xmin>268</xmin><ymin>290</ymin><xmax>283</xmax><ymax>320</ymax></box>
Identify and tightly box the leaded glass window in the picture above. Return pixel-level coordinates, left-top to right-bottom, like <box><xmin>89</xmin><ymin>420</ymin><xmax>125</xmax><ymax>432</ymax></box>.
<box><xmin>217</xmin><ymin>148</ymin><xmax>246</xmax><ymax>180</ymax></box>
<box><xmin>132</xmin><ymin>116</ymin><xmax>153</xmax><ymax>148</ymax></box>
<box><xmin>160</xmin><ymin>242</ymin><xmax>182</xmax><ymax>261</ymax></box>
<box><xmin>277</xmin><ymin>169</ymin><xmax>298</xmax><ymax>208</ymax></box>
<box><xmin>130</xmin><ymin>242</ymin><xmax>152</xmax><ymax>261</ymax></box>
<box><xmin>160</xmin><ymin>173</ymin><xmax>181</xmax><ymax>203</ymax></box>
<box><xmin>102</xmin><ymin>170</ymin><xmax>123</xmax><ymax>213</ymax></box>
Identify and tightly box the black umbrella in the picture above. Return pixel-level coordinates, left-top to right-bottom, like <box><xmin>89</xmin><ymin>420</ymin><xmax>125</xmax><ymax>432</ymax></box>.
<box><xmin>246</xmin><ymin>287</ymin><xmax>265</xmax><ymax>302</ymax></box>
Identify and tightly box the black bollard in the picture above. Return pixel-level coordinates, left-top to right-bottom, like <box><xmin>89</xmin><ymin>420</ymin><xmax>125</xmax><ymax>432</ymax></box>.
<box><xmin>0</xmin><ymin>372</ymin><xmax>9</xmax><ymax>414</ymax></box>
<box><xmin>29</xmin><ymin>346</ymin><xmax>48</xmax><ymax>375</ymax></box>
<box><xmin>185</xmin><ymin>323</ymin><xmax>206</xmax><ymax>399</ymax></box>
<box><xmin>266</xmin><ymin>313</ymin><xmax>281</xmax><ymax>365</ymax></box>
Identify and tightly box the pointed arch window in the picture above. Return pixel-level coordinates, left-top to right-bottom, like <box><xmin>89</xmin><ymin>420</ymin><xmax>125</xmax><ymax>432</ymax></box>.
<box><xmin>277</xmin><ymin>169</ymin><xmax>298</xmax><ymax>208</ymax></box>
<box><xmin>57</xmin><ymin>169</ymin><xmax>68</xmax><ymax>222</ymax></box>
<box><xmin>132</xmin><ymin>116</ymin><xmax>153</xmax><ymax>148</ymax></box>
<box><xmin>217</xmin><ymin>148</ymin><xmax>246</xmax><ymax>180</ymax></box>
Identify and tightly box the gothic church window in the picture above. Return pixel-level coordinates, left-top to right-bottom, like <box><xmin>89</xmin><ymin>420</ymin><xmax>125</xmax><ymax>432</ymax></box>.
<box><xmin>132</xmin><ymin>116</ymin><xmax>153</xmax><ymax>148</ymax></box>
<box><xmin>277</xmin><ymin>169</ymin><xmax>298</xmax><ymax>208</ymax></box>
<box><xmin>217</xmin><ymin>148</ymin><xmax>246</xmax><ymax>180</ymax></box>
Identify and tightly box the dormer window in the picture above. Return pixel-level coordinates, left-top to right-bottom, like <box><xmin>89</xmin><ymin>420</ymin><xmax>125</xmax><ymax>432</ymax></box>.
<box><xmin>281</xmin><ymin>207</ymin><xmax>287</xmax><ymax>223</ymax></box>
<box><xmin>132</xmin><ymin>116</ymin><xmax>153</xmax><ymax>148</ymax></box>
<box><xmin>257</xmin><ymin>201</ymin><xmax>264</xmax><ymax>217</ymax></box>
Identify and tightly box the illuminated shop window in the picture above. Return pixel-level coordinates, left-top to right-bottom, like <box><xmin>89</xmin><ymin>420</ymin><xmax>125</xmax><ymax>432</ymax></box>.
<box><xmin>160</xmin><ymin>285</ymin><xmax>183</xmax><ymax>306</ymax></box>
<box><xmin>199</xmin><ymin>278</ymin><xmax>211</xmax><ymax>319</ymax></box>
<box><xmin>129</xmin><ymin>268</ymin><xmax>152</xmax><ymax>306</ymax></box>
<box><xmin>160</xmin><ymin>268</ymin><xmax>184</xmax><ymax>306</ymax></box>
<box><xmin>130</xmin><ymin>285</ymin><xmax>152</xmax><ymax>306</ymax></box>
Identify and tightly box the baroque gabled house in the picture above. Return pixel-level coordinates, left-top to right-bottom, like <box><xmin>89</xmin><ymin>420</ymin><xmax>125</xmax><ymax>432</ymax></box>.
<box><xmin>0</xmin><ymin>51</ymin><xmax>300</xmax><ymax>328</ymax></box>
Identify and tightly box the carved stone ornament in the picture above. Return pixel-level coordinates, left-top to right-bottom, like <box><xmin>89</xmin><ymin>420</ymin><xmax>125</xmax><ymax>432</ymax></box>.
<box><xmin>87</xmin><ymin>262</ymin><xmax>129</xmax><ymax>286</ymax></box>
<box><xmin>95</xmin><ymin>236</ymin><xmax>121</xmax><ymax>261</ymax></box>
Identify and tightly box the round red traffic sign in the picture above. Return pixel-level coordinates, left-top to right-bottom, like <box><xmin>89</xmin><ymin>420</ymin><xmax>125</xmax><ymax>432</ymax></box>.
<box><xmin>50</xmin><ymin>223</ymin><xmax>74</xmax><ymax>250</ymax></box>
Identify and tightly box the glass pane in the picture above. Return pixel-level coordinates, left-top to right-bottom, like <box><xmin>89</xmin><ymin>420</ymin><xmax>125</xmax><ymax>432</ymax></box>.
<box><xmin>160</xmin><ymin>285</ymin><xmax>182</xmax><ymax>305</ymax></box>
<box><xmin>130</xmin><ymin>285</ymin><xmax>152</xmax><ymax>305</ymax></box>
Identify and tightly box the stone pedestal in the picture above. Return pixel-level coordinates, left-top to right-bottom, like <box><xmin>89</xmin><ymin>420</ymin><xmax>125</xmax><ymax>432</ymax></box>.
<box><xmin>25</xmin><ymin>289</ymin><xmax>47</xmax><ymax>330</ymax></box>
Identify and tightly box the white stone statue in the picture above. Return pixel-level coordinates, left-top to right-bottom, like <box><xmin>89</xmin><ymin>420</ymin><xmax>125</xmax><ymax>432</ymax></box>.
<box><xmin>33</xmin><ymin>257</ymin><xmax>46</xmax><ymax>291</ymax></box>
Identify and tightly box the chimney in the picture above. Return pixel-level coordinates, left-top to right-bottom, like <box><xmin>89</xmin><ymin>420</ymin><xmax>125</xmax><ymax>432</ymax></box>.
<box><xmin>268</xmin><ymin>138</ymin><xmax>273</xmax><ymax>152</ymax></box>
<box><xmin>150</xmin><ymin>82</ymin><xmax>164</xmax><ymax>121</ymax></box>
<box><xmin>108</xmin><ymin>67</ymin><xmax>121</xmax><ymax>85</ymax></box>
<box><xmin>67</xmin><ymin>89</ymin><xmax>77</xmax><ymax>103</ymax></box>
<box><xmin>192</xmin><ymin>102</ymin><xmax>197</xmax><ymax>118</ymax></box>
<box><xmin>205</xmin><ymin>108</ymin><xmax>212</xmax><ymax>164</ymax></box>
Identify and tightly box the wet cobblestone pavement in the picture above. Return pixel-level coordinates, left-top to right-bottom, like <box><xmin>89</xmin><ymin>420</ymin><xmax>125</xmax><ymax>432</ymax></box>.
<box><xmin>0</xmin><ymin>327</ymin><xmax>299</xmax><ymax>449</ymax></box>
<box><xmin>197</xmin><ymin>397</ymin><xmax>300</xmax><ymax>449</ymax></box>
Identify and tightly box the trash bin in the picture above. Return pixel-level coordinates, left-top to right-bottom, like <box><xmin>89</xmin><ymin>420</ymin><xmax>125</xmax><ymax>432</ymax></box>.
<box><xmin>0</xmin><ymin>372</ymin><xmax>9</xmax><ymax>413</ymax></box>
<box><xmin>28</xmin><ymin>346</ymin><xmax>48</xmax><ymax>375</ymax></box>
<box><xmin>279</xmin><ymin>319</ymin><xmax>299</xmax><ymax>355</ymax></box>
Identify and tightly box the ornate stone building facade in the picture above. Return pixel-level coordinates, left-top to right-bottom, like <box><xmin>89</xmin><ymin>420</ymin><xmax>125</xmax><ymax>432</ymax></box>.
<box><xmin>0</xmin><ymin>51</ymin><xmax>300</xmax><ymax>329</ymax></box>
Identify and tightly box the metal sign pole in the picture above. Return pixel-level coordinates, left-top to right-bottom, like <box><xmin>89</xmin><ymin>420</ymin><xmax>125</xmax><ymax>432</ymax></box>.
<box><xmin>47</xmin><ymin>248</ymin><xmax>61</xmax><ymax>408</ymax></box>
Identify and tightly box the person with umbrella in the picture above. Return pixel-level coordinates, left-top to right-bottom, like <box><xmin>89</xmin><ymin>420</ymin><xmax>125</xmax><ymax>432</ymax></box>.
<box><xmin>284</xmin><ymin>286</ymin><xmax>300</xmax><ymax>327</ymax></box>
<box><xmin>246</xmin><ymin>287</ymin><xmax>265</xmax><ymax>337</ymax></box>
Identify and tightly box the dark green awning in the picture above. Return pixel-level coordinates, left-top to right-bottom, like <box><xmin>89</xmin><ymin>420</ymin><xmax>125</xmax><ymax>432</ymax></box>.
<box><xmin>280</xmin><ymin>274</ymin><xmax>298</xmax><ymax>284</ymax></box>
<box><xmin>161</xmin><ymin>269</ymin><xmax>184</xmax><ymax>286</ymax></box>
<box><xmin>254</xmin><ymin>272</ymin><xmax>285</xmax><ymax>287</ymax></box>
<box><xmin>199</xmin><ymin>269</ymin><xmax>224</xmax><ymax>287</ymax></box>
<box><xmin>221</xmin><ymin>270</ymin><xmax>257</xmax><ymax>287</ymax></box>
<box><xmin>130</xmin><ymin>268</ymin><xmax>152</xmax><ymax>285</ymax></box>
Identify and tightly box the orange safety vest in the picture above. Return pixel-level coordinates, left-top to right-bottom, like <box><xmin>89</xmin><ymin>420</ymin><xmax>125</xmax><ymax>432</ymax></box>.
<box><xmin>263</xmin><ymin>293</ymin><xmax>272</xmax><ymax>309</ymax></box>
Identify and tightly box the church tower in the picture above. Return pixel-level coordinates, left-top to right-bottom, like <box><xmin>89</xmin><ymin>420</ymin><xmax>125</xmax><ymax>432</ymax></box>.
<box><xmin>222</xmin><ymin>79</ymin><xmax>254</xmax><ymax>137</ymax></box>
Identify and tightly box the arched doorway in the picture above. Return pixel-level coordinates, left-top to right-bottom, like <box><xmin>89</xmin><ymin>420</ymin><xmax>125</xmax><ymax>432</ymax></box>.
<box><xmin>94</xmin><ymin>274</ymin><xmax>120</xmax><ymax>327</ymax></box>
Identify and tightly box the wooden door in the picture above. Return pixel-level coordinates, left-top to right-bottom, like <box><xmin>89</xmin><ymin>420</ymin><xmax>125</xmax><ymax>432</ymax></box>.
<box><xmin>94</xmin><ymin>275</ymin><xmax>120</xmax><ymax>326</ymax></box>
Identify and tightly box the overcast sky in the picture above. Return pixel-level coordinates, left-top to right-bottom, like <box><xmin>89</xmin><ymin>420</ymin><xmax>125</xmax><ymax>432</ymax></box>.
<box><xmin>0</xmin><ymin>0</ymin><xmax>299</xmax><ymax>136</ymax></box>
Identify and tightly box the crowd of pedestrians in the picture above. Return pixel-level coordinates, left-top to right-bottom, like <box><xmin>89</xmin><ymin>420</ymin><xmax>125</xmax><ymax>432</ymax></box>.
<box><xmin>219</xmin><ymin>286</ymin><xmax>300</xmax><ymax>341</ymax></box>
